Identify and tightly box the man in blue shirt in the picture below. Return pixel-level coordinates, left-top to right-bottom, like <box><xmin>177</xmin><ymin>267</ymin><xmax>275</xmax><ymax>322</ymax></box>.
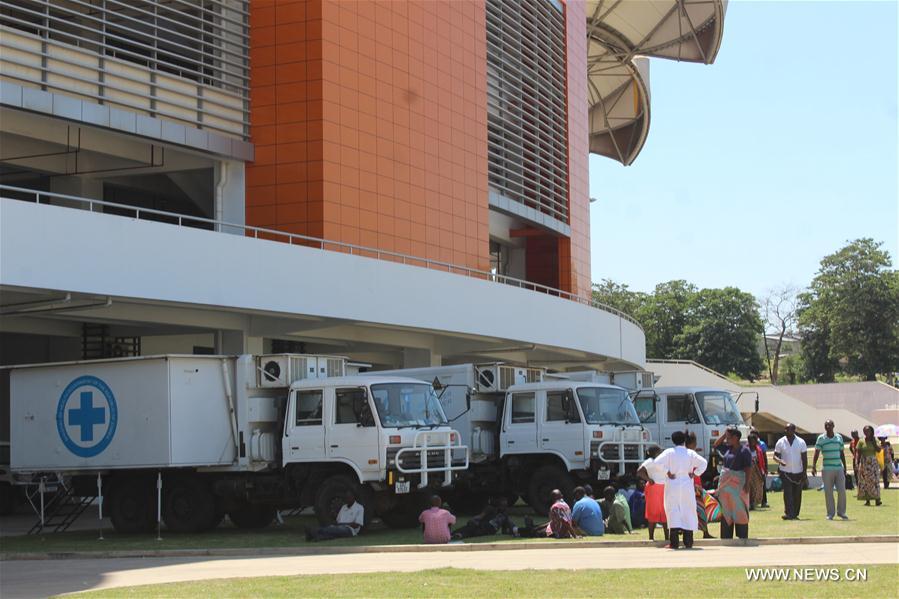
<box><xmin>571</xmin><ymin>486</ymin><xmax>604</xmax><ymax>536</ymax></box>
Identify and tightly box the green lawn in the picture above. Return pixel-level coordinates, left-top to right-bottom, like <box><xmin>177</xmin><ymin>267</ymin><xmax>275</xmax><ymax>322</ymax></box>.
<box><xmin>3</xmin><ymin>488</ymin><xmax>897</xmax><ymax>555</ymax></box>
<box><xmin>80</xmin><ymin>565</ymin><xmax>899</xmax><ymax>598</ymax></box>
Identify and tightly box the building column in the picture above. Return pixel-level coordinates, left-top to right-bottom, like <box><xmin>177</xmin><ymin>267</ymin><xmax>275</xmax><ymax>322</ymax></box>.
<box><xmin>214</xmin><ymin>160</ymin><xmax>246</xmax><ymax>234</ymax></box>
<box><xmin>216</xmin><ymin>330</ymin><xmax>263</xmax><ymax>355</ymax></box>
<box><xmin>402</xmin><ymin>348</ymin><xmax>442</xmax><ymax>368</ymax></box>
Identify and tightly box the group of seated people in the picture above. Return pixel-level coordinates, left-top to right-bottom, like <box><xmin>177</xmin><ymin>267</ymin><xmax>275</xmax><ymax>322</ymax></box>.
<box><xmin>303</xmin><ymin>483</ymin><xmax>651</xmax><ymax>544</ymax></box>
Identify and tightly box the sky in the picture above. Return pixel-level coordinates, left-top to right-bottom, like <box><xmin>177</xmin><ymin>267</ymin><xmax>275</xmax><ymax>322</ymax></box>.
<box><xmin>588</xmin><ymin>1</ymin><xmax>898</xmax><ymax>299</ymax></box>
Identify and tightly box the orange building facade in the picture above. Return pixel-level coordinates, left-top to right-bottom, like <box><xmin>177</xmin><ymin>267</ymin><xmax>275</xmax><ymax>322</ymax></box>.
<box><xmin>248</xmin><ymin>0</ymin><xmax>591</xmax><ymax>297</ymax></box>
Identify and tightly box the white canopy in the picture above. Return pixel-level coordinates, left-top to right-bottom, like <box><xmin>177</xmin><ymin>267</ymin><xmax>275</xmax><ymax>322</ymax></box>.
<box><xmin>586</xmin><ymin>0</ymin><xmax>727</xmax><ymax>165</ymax></box>
<box><xmin>587</xmin><ymin>39</ymin><xmax>650</xmax><ymax>166</ymax></box>
<box><xmin>586</xmin><ymin>0</ymin><xmax>727</xmax><ymax>64</ymax></box>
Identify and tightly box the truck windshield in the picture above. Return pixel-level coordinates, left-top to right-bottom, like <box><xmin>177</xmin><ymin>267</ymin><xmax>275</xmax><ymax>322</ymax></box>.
<box><xmin>576</xmin><ymin>387</ymin><xmax>640</xmax><ymax>425</ymax></box>
<box><xmin>370</xmin><ymin>383</ymin><xmax>448</xmax><ymax>428</ymax></box>
<box><xmin>695</xmin><ymin>391</ymin><xmax>744</xmax><ymax>425</ymax></box>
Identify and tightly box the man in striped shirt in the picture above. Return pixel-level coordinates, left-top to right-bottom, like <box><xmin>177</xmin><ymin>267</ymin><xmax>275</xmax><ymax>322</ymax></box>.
<box><xmin>812</xmin><ymin>419</ymin><xmax>848</xmax><ymax>520</ymax></box>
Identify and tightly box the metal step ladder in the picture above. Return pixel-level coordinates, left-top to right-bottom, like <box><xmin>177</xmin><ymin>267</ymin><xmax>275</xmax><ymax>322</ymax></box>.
<box><xmin>27</xmin><ymin>482</ymin><xmax>96</xmax><ymax>534</ymax></box>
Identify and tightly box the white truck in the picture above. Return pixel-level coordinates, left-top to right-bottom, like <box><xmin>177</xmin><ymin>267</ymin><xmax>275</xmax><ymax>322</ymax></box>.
<box><xmin>375</xmin><ymin>363</ymin><xmax>654</xmax><ymax>514</ymax></box>
<box><xmin>632</xmin><ymin>386</ymin><xmax>754</xmax><ymax>482</ymax></box>
<box><xmin>7</xmin><ymin>354</ymin><xmax>468</xmax><ymax>532</ymax></box>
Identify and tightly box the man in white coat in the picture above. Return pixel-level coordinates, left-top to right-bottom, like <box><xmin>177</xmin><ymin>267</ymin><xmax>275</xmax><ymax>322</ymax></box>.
<box><xmin>653</xmin><ymin>430</ymin><xmax>708</xmax><ymax>549</ymax></box>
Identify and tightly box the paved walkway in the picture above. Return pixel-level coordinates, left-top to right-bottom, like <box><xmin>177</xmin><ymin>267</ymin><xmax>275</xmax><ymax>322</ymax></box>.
<box><xmin>1</xmin><ymin>542</ymin><xmax>896</xmax><ymax>598</ymax></box>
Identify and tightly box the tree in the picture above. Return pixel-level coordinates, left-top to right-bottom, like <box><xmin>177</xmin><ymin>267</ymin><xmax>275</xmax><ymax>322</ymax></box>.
<box><xmin>591</xmin><ymin>279</ymin><xmax>645</xmax><ymax>317</ymax></box>
<box><xmin>675</xmin><ymin>287</ymin><xmax>765</xmax><ymax>380</ymax></box>
<box><xmin>638</xmin><ymin>280</ymin><xmax>696</xmax><ymax>359</ymax></box>
<box><xmin>761</xmin><ymin>284</ymin><xmax>799</xmax><ymax>384</ymax></box>
<box><xmin>799</xmin><ymin>238</ymin><xmax>899</xmax><ymax>381</ymax></box>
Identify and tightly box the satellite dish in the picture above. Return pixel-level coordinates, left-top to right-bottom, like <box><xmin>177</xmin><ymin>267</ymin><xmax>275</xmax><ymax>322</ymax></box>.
<box><xmin>263</xmin><ymin>360</ymin><xmax>281</xmax><ymax>383</ymax></box>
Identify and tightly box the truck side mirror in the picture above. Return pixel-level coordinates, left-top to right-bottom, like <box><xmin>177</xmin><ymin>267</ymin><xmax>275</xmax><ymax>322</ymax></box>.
<box><xmin>466</xmin><ymin>389</ymin><xmax>472</xmax><ymax>412</ymax></box>
<box><xmin>754</xmin><ymin>398</ymin><xmax>759</xmax><ymax>414</ymax></box>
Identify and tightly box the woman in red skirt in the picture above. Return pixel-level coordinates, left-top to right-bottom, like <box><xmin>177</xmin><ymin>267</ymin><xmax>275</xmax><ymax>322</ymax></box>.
<box><xmin>638</xmin><ymin>446</ymin><xmax>668</xmax><ymax>541</ymax></box>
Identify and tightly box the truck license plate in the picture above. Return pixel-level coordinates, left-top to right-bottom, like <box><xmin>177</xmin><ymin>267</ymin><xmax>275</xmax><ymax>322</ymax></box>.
<box><xmin>395</xmin><ymin>481</ymin><xmax>411</xmax><ymax>494</ymax></box>
<box><xmin>597</xmin><ymin>470</ymin><xmax>611</xmax><ymax>480</ymax></box>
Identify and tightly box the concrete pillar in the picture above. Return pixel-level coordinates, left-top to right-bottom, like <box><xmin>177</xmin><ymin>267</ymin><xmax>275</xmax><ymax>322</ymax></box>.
<box><xmin>49</xmin><ymin>176</ymin><xmax>104</xmax><ymax>209</ymax></box>
<box><xmin>402</xmin><ymin>348</ymin><xmax>442</xmax><ymax>368</ymax></box>
<box><xmin>214</xmin><ymin>160</ymin><xmax>245</xmax><ymax>234</ymax></box>
<box><xmin>216</xmin><ymin>330</ymin><xmax>263</xmax><ymax>355</ymax></box>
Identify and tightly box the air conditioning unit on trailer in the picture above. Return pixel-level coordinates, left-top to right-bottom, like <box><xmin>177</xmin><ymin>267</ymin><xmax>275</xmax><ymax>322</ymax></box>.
<box><xmin>257</xmin><ymin>354</ymin><xmax>346</xmax><ymax>388</ymax></box>
<box><xmin>475</xmin><ymin>363</ymin><xmax>544</xmax><ymax>392</ymax></box>
<box><xmin>610</xmin><ymin>370</ymin><xmax>655</xmax><ymax>392</ymax></box>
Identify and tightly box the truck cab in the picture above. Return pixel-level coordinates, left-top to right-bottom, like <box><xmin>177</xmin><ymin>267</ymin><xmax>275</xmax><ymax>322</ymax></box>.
<box><xmin>500</xmin><ymin>381</ymin><xmax>652</xmax><ymax>512</ymax></box>
<box><xmin>282</xmin><ymin>375</ymin><xmax>468</xmax><ymax>526</ymax></box>
<box><xmin>633</xmin><ymin>386</ymin><xmax>750</xmax><ymax>474</ymax></box>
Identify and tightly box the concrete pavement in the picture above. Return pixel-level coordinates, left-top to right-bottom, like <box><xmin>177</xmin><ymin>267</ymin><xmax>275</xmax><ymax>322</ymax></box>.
<box><xmin>1</xmin><ymin>542</ymin><xmax>896</xmax><ymax>598</ymax></box>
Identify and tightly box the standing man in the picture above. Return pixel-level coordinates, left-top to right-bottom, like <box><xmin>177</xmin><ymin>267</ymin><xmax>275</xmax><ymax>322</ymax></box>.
<box><xmin>654</xmin><ymin>431</ymin><xmax>708</xmax><ymax>549</ymax></box>
<box><xmin>811</xmin><ymin>419</ymin><xmax>848</xmax><ymax>520</ymax></box>
<box><xmin>773</xmin><ymin>423</ymin><xmax>807</xmax><ymax>520</ymax></box>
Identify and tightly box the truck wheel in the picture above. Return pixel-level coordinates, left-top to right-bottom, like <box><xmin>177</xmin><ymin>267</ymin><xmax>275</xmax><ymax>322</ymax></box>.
<box><xmin>448</xmin><ymin>491</ymin><xmax>489</xmax><ymax>515</ymax></box>
<box><xmin>527</xmin><ymin>464</ymin><xmax>575</xmax><ymax>516</ymax></box>
<box><xmin>108</xmin><ymin>479</ymin><xmax>156</xmax><ymax>533</ymax></box>
<box><xmin>313</xmin><ymin>475</ymin><xmax>360</xmax><ymax>525</ymax></box>
<box><xmin>163</xmin><ymin>477</ymin><xmax>216</xmax><ymax>533</ymax></box>
<box><xmin>0</xmin><ymin>483</ymin><xmax>15</xmax><ymax>516</ymax></box>
<box><xmin>505</xmin><ymin>493</ymin><xmax>520</xmax><ymax>508</ymax></box>
<box><xmin>228</xmin><ymin>502</ymin><xmax>275</xmax><ymax>529</ymax></box>
<box><xmin>379</xmin><ymin>496</ymin><xmax>424</xmax><ymax>528</ymax></box>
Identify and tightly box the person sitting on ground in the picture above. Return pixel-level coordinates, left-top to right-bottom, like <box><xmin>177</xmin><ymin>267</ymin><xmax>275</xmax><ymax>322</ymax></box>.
<box><xmin>419</xmin><ymin>494</ymin><xmax>456</xmax><ymax>544</ymax></box>
<box><xmin>545</xmin><ymin>489</ymin><xmax>578</xmax><ymax>538</ymax></box>
<box><xmin>600</xmin><ymin>486</ymin><xmax>633</xmax><ymax>534</ymax></box>
<box><xmin>638</xmin><ymin>445</ymin><xmax>668</xmax><ymax>541</ymax></box>
<box><xmin>305</xmin><ymin>490</ymin><xmax>364</xmax><ymax>542</ymax></box>
<box><xmin>570</xmin><ymin>486</ymin><xmax>604</xmax><ymax>536</ymax></box>
<box><xmin>452</xmin><ymin>498</ymin><xmax>518</xmax><ymax>540</ymax></box>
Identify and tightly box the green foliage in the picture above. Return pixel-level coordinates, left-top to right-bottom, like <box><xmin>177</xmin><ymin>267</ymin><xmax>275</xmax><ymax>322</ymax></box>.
<box><xmin>591</xmin><ymin>279</ymin><xmax>645</xmax><ymax>316</ymax></box>
<box><xmin>675</xmin><ymin>287</ymin><xmax>765</xmax><ymax>380</ymax></box>
<box><xmin>798</xmin><ymin>238</ymin><xmax>899</xmax><ymax>382</ymax></box>
<box><xmin>593</xmin><ymin>278</ymin><xmax>763</xmax><ymax>379</ymax></box>
<box><xmin>638</xmin><ymin>280</ymin><xmax>696</xmax><ymax>359</ymax></box>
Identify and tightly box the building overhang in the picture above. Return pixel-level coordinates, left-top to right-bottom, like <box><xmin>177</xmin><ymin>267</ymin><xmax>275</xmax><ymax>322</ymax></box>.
<box><xmin>0</xmin><ymin>197</ymin><xmax>647</xmax><ymax>370</ymax></box>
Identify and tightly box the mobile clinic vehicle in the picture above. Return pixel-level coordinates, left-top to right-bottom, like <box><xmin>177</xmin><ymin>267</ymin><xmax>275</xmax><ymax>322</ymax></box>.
<box><xmin>375</xmin><ymin>363</ymin><xmax>653</xmax><ymax>514</ymax></box>
<box><xmin>632</xmin><ymin>386</ymin><xmax>754</xmax><ymax>481</ymax></box>
<box><xmin>8</xmin><ymin>354</ymin><xmax>467</xmax><ymax>532</ymax></box>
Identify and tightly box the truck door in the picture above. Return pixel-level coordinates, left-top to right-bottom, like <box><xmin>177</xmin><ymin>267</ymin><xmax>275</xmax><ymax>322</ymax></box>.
<box><xmin>284</xmin><ymin>388</ymin><xmax>326</xmax><ymax>462</ymax></box>
<box><xmin>661</xmin><ymin>393</ymin><xmax>702</xmax><ymax>451</ymax></box>
<box><xmin>540</xmin><ymin>390</ymin><xmax>586</xmax><ymax>468</ymax></box>
<box><xmin>502</xmin><ymin>391</ymin><xmax>538</xmax><ymax>455</ymax></box>
<box><xmin>327</xmin><ymin>387</ymin><xmax>380</xmax><ymax>478</ymax></box>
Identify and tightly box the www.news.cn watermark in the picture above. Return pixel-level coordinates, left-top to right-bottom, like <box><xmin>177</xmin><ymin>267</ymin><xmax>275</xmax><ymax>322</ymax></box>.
<box><xmin>745</xmin><ymin>568</ymin><xmax>868</xmax><ymax>582</ymax></box>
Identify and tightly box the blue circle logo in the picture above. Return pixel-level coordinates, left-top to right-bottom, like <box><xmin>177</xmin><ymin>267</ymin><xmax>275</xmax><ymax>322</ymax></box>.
<box><xmin>56</xmin><ymin>375</ymin><xmax>117</xmax><ymax>458</ymax></box>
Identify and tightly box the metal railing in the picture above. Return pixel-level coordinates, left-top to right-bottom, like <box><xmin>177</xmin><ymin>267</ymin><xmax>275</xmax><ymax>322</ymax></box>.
<box><xmin>0</xmin><ymin>184</ymin><xmax>644</xmax><ymax>330</ymax></box>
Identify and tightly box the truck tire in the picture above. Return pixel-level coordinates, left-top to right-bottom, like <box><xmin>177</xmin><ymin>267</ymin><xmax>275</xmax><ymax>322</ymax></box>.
<box><xmin>527</xmin><ymin>464</ymin><xmax>575</xmax><ymax>516</ymax></box>
<box><xmin>108</xmin><ymin>479</ymin><xmax>156</xmax><ymax>533</ymax></box>
<box><xmin>0</xmin><ymin>483</ymin><xmax>15</xmax><ymax>516</ymax></box>
<box><xmin>448</xmin><ymin>491</ymin><xmax>489</xmax><ymax>515</ymax></box>
<box><xmin>313</xmin><ymin>475</ymin><xmax>360</xmax><ymax>525</ymax></box>
<box><xmin>163</xmin><ymin>476</ymin><xmax>217</xmax><ymax>533</ymax></box>
<box><xmin>379</xmin><ymin>495</ymin><xmax>425</xmax><ymax>528</ymax></box>
<box><xmin>228</xmin><ymin>502</ymin><xmax>275</xmax><ymax>529</ymax></box>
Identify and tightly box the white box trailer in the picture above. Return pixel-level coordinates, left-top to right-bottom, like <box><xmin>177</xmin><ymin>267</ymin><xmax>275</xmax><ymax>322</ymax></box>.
<box><xmin>12</xmin><ymin>355</ymin><xmax>240</xmax><ymax>472</ymax></box>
